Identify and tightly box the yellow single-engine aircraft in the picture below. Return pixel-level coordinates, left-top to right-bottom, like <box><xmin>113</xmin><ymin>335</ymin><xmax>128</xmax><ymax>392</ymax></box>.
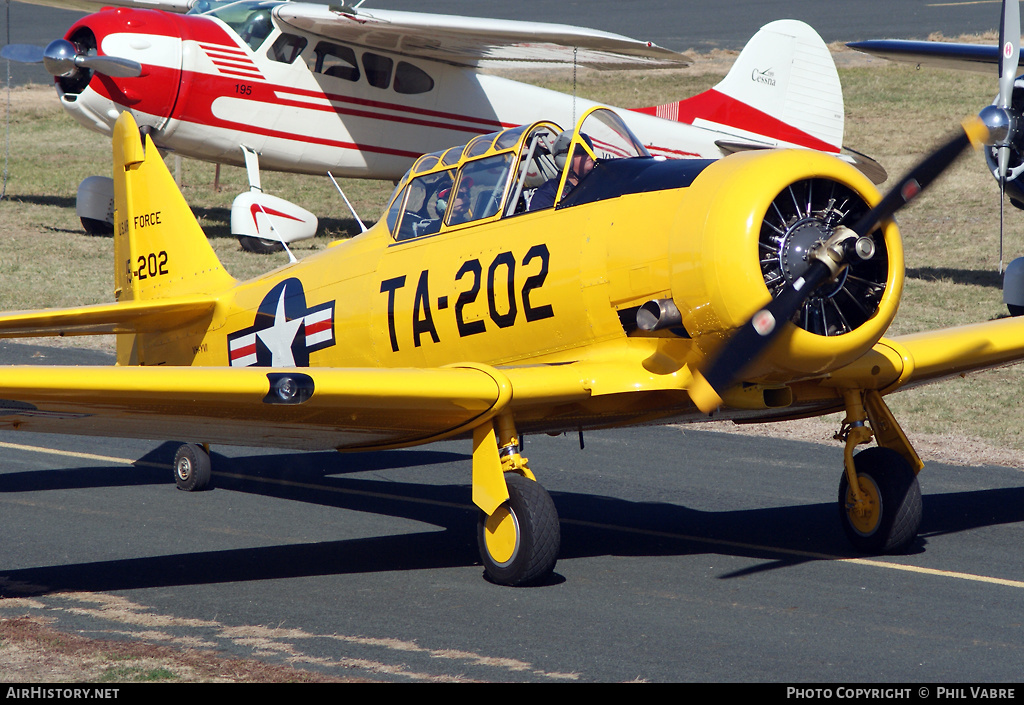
<box><xmin>0</xmin><ymin>105</ymin><xmax>1013</xmax><ymax>586</ymax></box>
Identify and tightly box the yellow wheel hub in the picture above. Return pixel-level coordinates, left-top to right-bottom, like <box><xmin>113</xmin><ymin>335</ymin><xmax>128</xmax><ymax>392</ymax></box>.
<box><xmin>846</xmin><ymin>475</ymin><xmax>881</xmax><ymax>536</ymax></box>
<box><xmin>483</xmin><ymin>505</ymin><xmax>520</xmax><ymax>567</ymax></box>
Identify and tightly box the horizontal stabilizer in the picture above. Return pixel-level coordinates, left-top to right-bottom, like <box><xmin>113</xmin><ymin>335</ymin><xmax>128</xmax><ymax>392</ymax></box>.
<box><xmin>0</xmin><ymin>297</ymin><xmax>216</xmax><ymax>338</ymax></box>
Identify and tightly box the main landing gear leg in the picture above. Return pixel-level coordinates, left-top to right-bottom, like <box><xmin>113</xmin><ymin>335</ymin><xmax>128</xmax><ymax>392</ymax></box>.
<box><xmin>835</xmin><ymin>390</ymin><xmax>922</xmax><ymax>554</ymax></box>
<box><xmin>173</xmin><ymin>442</ymin><xmax>213</xmax><ymax>492</ymax></box>
<box><xmin>472</xmin><ymin>415</ymin><xmax>560</xmax><ymax>586</ymax></box>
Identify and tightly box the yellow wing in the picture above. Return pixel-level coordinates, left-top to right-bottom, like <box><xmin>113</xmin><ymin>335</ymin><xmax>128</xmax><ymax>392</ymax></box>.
<box><xmin>0</xmin><ymin>364</ymin><xmax>509</xmax><ymax>451</ymax></box>
<box><xmin>0</xmin><ymin>352</ymin><xmax>695</xmax><ymax>451</ymax></box>
<box><xmin>828</xmin><ymin>316</ymin><xmax>1024</xmax><ymax>393</ymax></box>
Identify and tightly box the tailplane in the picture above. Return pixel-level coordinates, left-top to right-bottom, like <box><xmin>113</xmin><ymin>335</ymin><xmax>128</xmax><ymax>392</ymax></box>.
<box><xmin>635</xmin><ymin>19</ymin><xmax>844</xmax><ymax>154</ymax></box>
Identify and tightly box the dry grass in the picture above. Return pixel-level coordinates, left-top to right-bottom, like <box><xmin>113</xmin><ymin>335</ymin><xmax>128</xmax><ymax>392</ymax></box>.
<box><xmin>0</xmin><ymin>615</ymin><xmax>360</xmax><ymax>682</ymax></box>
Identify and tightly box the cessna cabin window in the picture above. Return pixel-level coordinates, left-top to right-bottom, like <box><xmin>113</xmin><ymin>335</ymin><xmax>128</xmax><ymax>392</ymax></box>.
<box><xmin>394</xmin><ymin>62</ymin><xmax>434</xmax><ymax>95</ymax></box>
<box><xmin>313</xmin><ymin>42</ymin><xmax>360</xmax><ymax>82</ymax></box>
<box><xmin>269</xmin><ymin>34</ymin><xmax>306</xmax><ymax>64</ymax></box>
<box><xmin>238</xmin><ymin>9</ymin><xmax>274</xmax><ymax>51</ymax></box>
<box><xmin>363</xmin><ymin>53</ymin><xmax>394</xmax><ymax>89</ymax></box>
<box><xmin>193</xmin><ymin>1</ymin><xmax>280</xmax><ymax>52</ymax></box>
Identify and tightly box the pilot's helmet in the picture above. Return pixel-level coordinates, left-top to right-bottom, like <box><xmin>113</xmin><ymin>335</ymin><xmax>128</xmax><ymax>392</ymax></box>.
<box><xmin>552</xmin><ymin>130</ymin><xmax>594</xmax><ymax>169</ymax></box>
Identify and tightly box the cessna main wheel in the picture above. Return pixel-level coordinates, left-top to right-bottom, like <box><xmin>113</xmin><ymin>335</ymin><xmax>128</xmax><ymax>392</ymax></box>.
<box><xmin>238</xmin><ymin>235</ymin><xmax>284</xmax><ymax>254</ymax></box>
<box><xmin>838</xmin><ymin>447</ymin><xmax>921</xmax><ymax>553</ymax></box>
<box><xmin>477</xmin><ymin>473</ymin><xmax>560</xmax><ymax>586</ymax></box>
<box><xmin>174</xmin><ymin>443</ymin><xmax>212</xmax><ymax>492</ymax></box>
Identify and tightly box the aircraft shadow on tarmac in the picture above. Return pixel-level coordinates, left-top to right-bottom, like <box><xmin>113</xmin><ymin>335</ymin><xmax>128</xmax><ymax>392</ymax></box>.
<box><xmin>2</xmin><ymin>443</ymin><xmax>1024</xmax><ymax>593</ymax></box>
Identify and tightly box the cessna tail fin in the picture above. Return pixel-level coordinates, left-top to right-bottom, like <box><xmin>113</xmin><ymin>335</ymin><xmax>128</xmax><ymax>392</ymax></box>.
<box><xmin>635</xmin><ymin>19</ymin><xmax>844</xmax><ymax>153</ymax></box>
<box><xmin>112</xmin><ymin>112</ymin><xmax>235</xmax><ymax>304</ymax></box>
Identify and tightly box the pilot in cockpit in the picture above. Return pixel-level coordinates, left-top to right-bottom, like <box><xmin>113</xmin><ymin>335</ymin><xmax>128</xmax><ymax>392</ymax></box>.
<box><xmin>528</xmin><ymin>130</ymin><xmax>595</xmax><ymax>211</ymax></box>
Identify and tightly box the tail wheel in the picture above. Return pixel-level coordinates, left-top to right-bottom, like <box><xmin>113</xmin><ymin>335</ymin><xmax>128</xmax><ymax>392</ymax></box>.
<box><xmin>477</xmin><ymin>473</ymin><xmax>560</xmax><ymax>586</ymax></box>
<box><xmin>174</xmin><ymin>443</ymin><xmax>212</xmax><ymax>492</ymax></box>
<box><xmin>838</xmin><ymin>447</ymin><xmax>921</xmax><ymax>553</ymax></box>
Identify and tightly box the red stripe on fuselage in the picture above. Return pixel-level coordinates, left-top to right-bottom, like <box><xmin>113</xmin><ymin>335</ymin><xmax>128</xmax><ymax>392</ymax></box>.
<box><xmin>634</xmin><ymin>89</ymin><xmax>840</xmax><ymax>154</ymax></box>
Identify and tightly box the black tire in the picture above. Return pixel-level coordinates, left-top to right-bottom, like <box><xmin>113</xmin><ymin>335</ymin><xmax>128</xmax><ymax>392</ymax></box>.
<box><xmin>477</xmin><ymin>473</ymin><xmax>560</xmax><ymax>586</ymax></box>
<box><xmin>173</xmin><ymin>443</ymin><xmax>212</xmax><ymax>492</ymax></box>
<box><xmin>1008</xmin><ymin>303</ymin><xmax>1024</xmax><ymax>317</ymax></box>
<box><xmin>838</xmin><ymin>447</ymin><xmax>921</xmax><ymax>554</ymax></box>
<box><xmin>238</xmin><ymin>235</ymin><xmax>284</xmax><ymax>254</ymax></box>
<box><xmin>81</xmin><ymin>217</ymin><xmax>113</xmax><ymax>236</ymax></box>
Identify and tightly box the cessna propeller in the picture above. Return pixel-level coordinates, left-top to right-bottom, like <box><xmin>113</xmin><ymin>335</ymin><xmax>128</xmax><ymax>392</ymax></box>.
<box><xmin>0</xmin><ymin>38</ymin><xmax>141</xmax><ymax>79</ymax></box>
<box><xmin>689</xmin><ymin>117</ymin><xmax>992</xmax><ymax>413</ymax></box>
<box><xmin>979</xmin><ymin>0</ymin><xmax>1022</xmax><ymax>272</ymax></box>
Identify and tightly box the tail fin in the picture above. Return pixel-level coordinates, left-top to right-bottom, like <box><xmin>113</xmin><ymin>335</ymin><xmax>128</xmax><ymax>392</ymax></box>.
<box><xmin>112</xmin><ymin>112</ymin><xmax>235</xmax><ymax>364</ymax></box>
<box><xmin>635</xmin><ymin>19</ymin><xmax>844</xmax><ymax>153</ymax></box>
<box><xmin>112</xmin><ymin>112</ymin><xmax>235</xmax><ymax>304</ymax></box>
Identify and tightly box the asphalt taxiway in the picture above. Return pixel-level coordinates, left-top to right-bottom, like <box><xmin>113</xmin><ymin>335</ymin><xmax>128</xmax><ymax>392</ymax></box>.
<box><xmin>1</xmin><ymin>341</ymin><xmax>1023</xmax><ymax>682</ymax></box>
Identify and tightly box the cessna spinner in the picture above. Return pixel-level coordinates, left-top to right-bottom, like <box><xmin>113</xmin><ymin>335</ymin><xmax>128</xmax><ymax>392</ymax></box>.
<box><xmin>0</xmin><ymin>105</ymin><xmax>1009</xmax><ymax>586</ymax></box>
<box><xmin>1</xmin><ymin>0</ymin><xmax>879</xmax><ymax>252</ymax></box>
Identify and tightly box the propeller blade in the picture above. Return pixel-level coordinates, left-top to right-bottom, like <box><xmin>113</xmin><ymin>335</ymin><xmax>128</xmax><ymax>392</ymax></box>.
<box><xmin>998</xmin><ymin>0</ymin><xmax>1020</xmax><ymax>110</ymax></box>
<box><xmin>0</xmin><ymin>44</ymin><xmax>45</xmax><ymax>64</ymax></box>
<box><xmin>688</xmin><ymin>117</ymin><xmax>990</xmax><ymax>414</ymax></box>
<box><xmin>75</xmin><ymin>55</ymin><xmax>142</xmax><ymax>78</ymax></box>
<box><xmin>997</xmin><ymin>0</ymin><xmax>1021</xmax><ymax>178</ymax></box>
<box><xmin>39</xmin><ymin>38</ymin><xmax>142</xmax><ymax>79</ymax></box>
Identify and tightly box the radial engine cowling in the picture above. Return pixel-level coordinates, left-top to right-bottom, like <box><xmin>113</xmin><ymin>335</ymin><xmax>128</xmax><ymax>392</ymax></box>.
<box><xmin>668</xmin><ymin>149</ymin><xmax>903</xmax><ymax>383</ymax></box>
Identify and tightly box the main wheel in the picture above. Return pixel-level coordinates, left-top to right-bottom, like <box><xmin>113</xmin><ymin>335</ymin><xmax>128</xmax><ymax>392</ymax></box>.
<box><xmin>81</xmin><ymin>217</ymin><xmax>113</xmax><ymax>236</ymax></box>
<box><xmin>838</xmin><ymin>447</ymin><xmax>921</xmax><ymax>553</ymax></box>
<box><xmin>174</xmin><ymin>443</ymin><xmax>212</xmax><ymax>492</ymax></box>
<box><xmin>238</xmin><ymin>235</ymin><xmax>284</xmax><ymax>254</ymax></box>
<box><xmin>477</xmin><ymin>473</ymin><xmax>560</xmax><ymax>586</ymax></box>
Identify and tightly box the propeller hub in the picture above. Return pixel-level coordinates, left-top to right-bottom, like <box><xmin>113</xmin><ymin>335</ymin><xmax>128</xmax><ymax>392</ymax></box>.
<box><xmin>980</xmin><ymin>104</ymin><xmax>1013</xmax><ymax>145</ymax></box>
<box><xmin>778</xmin><ymin>219</ymin><xmax>829</xmax><ymax>283</ymax></box>
<box><xmin>42</xmin><ymin>39</ymin><xmax>79</xmax><ymax>78</ymax></box>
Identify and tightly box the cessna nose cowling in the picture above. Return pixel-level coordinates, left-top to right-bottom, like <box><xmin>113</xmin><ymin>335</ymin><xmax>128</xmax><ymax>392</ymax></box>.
<box><xmin>668</xmin><ymin>148</ymin><xmax>904</xmax><ymax>382</ymax></box>
<box><xmin>57</xmin><ymin>8</ymin><xmax>184</xmax><ymax>135</ymax></box>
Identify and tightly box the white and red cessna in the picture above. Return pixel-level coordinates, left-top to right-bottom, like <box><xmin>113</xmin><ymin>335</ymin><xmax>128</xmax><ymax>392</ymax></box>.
<box><xmin>5</xmin><ymin>0</ymin><xmax>878</xmax><ymax>250</ymax></box>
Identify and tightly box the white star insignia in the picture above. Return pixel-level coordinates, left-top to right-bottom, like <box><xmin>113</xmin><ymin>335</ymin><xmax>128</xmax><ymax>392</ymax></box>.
<box><xmin>257</xmin><ymin>290</ymin><xmax>303</xmax><ymax>366</ymax></box>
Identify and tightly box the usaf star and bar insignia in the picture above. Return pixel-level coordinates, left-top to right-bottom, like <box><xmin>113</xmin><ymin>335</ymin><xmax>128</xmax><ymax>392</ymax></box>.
<box><xmin>227</xmin><ymin>278</ymin><xmax>335</xmax><ymax>367</ymax></box>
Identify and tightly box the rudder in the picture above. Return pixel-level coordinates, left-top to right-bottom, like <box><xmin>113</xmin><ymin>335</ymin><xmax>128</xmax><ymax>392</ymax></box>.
<box><xmin>112</xmin><ymin>112</ymin><xmax>235</xmax><ymax>304</ymax></box>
